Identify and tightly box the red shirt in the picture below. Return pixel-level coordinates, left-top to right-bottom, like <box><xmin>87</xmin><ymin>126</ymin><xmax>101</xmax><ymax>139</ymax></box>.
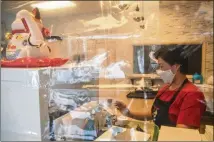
<box><xmin>156</xmin><ymin>81</ymin><xmax>206</xmax><ymax>128</ymax></box>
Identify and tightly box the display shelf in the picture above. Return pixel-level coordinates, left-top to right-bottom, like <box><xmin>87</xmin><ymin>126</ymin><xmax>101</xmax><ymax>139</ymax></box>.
<box><xmin>127</xmin><ymin>74</ymin><xmax>160</xmax><ymax>79</ymax></box>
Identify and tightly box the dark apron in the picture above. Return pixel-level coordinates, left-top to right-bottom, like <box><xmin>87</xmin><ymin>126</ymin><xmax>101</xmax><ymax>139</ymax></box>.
<box><xmin>151</xmin><ymin>79</ymin><xmax>188</xmax><ymax>128</ymax></box>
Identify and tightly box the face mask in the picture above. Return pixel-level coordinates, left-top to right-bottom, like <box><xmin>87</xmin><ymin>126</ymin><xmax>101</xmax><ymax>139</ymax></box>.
<box><xmin>156</xmin><ymin>69</ymin><xmax>175</xmax><ymax>84</ymax></box>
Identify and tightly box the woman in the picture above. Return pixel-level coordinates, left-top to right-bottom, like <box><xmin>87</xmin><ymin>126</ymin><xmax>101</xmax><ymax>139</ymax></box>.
<box><xmin>115</xmin><ymin>46</ymin><xmax>206</xmax><ymax>129</ymax></box>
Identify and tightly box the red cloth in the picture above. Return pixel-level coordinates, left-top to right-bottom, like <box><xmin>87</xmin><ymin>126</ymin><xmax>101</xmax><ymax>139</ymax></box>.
<box><xmin>1</xmin><ymin>57</ymin><xmax>68</xmax><ymax>68</ymax></box>
<box><xmin>156</xmin><ymin>81</ymin><xmax>206</xmax><ymax>128</ymax></box>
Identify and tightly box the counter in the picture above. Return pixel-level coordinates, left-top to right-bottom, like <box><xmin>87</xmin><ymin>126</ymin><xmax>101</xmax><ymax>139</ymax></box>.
<box><xmin>1</xmin><ymin>67</ymin><xmax>213</xmax><ymax>141</ymax></box>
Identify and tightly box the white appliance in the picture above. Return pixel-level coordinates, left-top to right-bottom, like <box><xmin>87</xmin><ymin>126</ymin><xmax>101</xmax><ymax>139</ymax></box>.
<box><xmin>1</xmin><ymin>66</ymin><xmax>99</xmax><ymax>141</ymax></box>
<box><xmin>1</xmin><ymin>68</ymin><xmax>49</xmax><ymax>141</ymax></box>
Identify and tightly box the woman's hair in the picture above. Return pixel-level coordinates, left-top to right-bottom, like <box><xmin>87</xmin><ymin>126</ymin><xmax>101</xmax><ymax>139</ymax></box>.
<box><xmin>154</xmin><ymin>45</ymin><xmax>188</xmax><ymax>74</ymax></box>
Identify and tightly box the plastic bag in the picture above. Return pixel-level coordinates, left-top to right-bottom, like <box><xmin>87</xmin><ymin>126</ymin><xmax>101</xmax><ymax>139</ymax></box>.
<box><xmin>1</xmin><ymin>1</ymin><xmax>213</xmax><ymax>141</ymax></box>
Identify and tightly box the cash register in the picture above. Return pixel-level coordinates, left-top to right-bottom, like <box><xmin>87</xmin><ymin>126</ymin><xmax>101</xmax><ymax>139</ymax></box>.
<box><xmin>126</xmin><ymin>75</ymin><xmax>160</xmax><ymax>99</ymax></box>
<box><xmin>126</xmin><ymin>87</ymin><xmax>158</xmax><ymax>99</ymax></box>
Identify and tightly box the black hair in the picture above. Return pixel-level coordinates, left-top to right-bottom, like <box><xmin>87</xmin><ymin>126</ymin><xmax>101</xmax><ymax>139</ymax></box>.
<box><xmin>154</xmin><ymin>45</ymin><xmax>188</xmax><ymax>74</ymax></box>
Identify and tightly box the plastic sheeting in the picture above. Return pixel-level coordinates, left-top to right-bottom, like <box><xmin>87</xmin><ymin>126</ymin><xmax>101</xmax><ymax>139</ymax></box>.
<box><xmin>1</xmin><ymin>1</ymin><xmax>213</xmax><ymax>141</ymax></box>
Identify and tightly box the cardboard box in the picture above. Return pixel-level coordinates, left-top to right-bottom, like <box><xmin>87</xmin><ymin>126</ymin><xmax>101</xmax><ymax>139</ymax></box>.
<box><xmin>158</xmin><ymin>126</ymin><xmax>201</xmax><ymax>141</ymax></box>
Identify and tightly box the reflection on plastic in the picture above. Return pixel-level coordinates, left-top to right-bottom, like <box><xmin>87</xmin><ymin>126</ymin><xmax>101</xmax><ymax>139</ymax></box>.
<box><xmin>104</xmin><ymin>61</ymin><xmax>131</xmax><ymax>79</ymax></box>
<box><xmin>1</xmin><ymin>1</ymin><xmax>213</xmax><ymax>141</ymax></box>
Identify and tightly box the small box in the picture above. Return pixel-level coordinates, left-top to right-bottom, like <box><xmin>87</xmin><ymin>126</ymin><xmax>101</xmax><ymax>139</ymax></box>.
<box><xmin>158</xmin><ymin>126</ymin><xmax>201</xmax><ymax>141</ymax></box>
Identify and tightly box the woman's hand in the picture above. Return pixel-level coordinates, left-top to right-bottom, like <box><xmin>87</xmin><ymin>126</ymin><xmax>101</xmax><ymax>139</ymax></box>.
<box><xmin>114</xmin><ymin>101</ymin><xmax>129</xmax><ymax>115</ymax></box>
<box><xmin>114</xmin><ymin>100</ymin><xmax>152</xmax><ymax>120</ymax></box>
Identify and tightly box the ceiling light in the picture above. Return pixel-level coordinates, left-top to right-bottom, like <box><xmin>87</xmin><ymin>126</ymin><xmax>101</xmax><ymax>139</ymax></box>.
<box><xmin>119</xmin><ymin>1</ymin><xmax>132</xmax><ymax>5</ymax></box>
<box><xmin>31</xmin><ymin>1</ymin><xmax>76</xmax><ymax>10</ymax></box>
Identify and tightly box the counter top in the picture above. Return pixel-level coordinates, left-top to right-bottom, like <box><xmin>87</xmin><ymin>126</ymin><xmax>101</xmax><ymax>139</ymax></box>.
<box><xmin>95</xmin><ymin>126</ymin><xmax>151</xmax><ymax>141</ymax></box>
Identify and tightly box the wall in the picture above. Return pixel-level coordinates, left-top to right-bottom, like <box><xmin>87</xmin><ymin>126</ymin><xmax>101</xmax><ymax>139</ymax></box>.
<box><xmin>85</xmin><ymin>1</ymin><xmax>213</xmax><ymax>80</ymax></box>
<box><xmin>159</xmin><ymin>1</ymin><xmax>213</xmax><ymax>80</ymax></box>
<box><xmin>1</xmin><ymin>11</ymin><xmax>16</xmax><ymax>42</ymax></box>
<box><xmin>43</xmin><ymin>1</ymin><xmax>212</xmax><ymax>80</ymax></box>
<box><xmin>1</xmin><ymin>1</ymin><xmax>213</xmax><ymax>80</ymax></box>
<box><xmin>1</xmin><ymin>11</ymin><xmax>16</xmax><ymax>31</ymax></box>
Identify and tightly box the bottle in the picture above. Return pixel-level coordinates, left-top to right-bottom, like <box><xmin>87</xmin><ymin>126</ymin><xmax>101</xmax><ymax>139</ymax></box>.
<box><xmin>192</xmin><ymin>73</ymin><xmax>203</xmax><ymax>84</ymax></box>
<box><xmin>199</xmin><ymin>124</ymin><xmax>206</xmax><ymax>134</ymax></box>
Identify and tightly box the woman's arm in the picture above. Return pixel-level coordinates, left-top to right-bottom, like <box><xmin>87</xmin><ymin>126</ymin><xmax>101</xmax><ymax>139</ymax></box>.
<box><xmin>128</xmin><ymin>109</ymin><xmax>153</xmax><ymax>120</ymax></box>
<box><xmin>176</xmin><ymin>91</ymin><xmax>206</xmax><ymax>129</ymax></box>
<box><xmin>176</xmin><ymin>124</ymin><xmax>198</xmax><ymax>129</ymax></box>
<box><xmin>115</xmin><ymin>100</ymin><xmax>152</xmax><ymax>120</ymax></box>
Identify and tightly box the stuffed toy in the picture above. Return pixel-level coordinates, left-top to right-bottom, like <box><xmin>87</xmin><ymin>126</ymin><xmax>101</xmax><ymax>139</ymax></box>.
<box><xmin>2</xmin><ymin>8</ymin><xmax>68</xmax><ymax>67</ymax></box>
<box><xmin>6</xmin><ymin>8</ymin><xmax>51</xmax><ymax>59</ymax></box>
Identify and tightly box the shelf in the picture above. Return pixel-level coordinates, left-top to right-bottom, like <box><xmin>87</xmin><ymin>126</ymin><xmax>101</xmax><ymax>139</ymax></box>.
<box><xmin>127</xmin><ymin>74</ymin><xmax>193</xmax><ymax>80</ymax></box>
<box><xmin>127</xmin><ymin>74</ymin><xmax>161</xmax><ymax>79</ymax></box>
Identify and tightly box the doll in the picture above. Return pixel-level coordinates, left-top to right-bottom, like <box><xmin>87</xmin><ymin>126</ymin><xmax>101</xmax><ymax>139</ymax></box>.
<box><xmin>6</xmin><ymin>8</ymin><xmax>51</xmax><ymax>60</ymax></box>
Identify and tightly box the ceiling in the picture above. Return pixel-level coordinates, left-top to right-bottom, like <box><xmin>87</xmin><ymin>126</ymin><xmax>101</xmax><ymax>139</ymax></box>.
<box><xmin>1</xmin><ymin>1</ymin><xmax>122</xmax><ymax>18</ymax></box>
<box><xmin>3</xmin><ymin>1</ymin><xmax>211</xmax><ymax>18</ymax></box>
<box><xmin>1</xmin><ymin>1</ymin><xmax>212</xmax><ymax>36</ymax></box>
